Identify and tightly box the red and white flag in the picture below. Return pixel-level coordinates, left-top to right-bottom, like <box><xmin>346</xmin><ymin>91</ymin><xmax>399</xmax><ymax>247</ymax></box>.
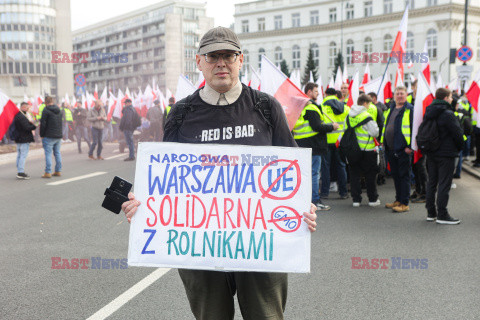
<box><xmin>113</xmin><ymin>89</ymin><xmax>125</xmax><ymax>119</ymax></box>
<box><xmin>334</xmin><ymin>67</ymin><xmax>343</xmax><ymax>90</ymax></box>
<box><xmin>395</xmin><ymin>69</ymin><xmax>405</xmax><ymax>88</ymax></box>
<box><xmin>260</xmin><ymin>55</ymin><xmax>310</xmax><ymax>130</ymax></box>
<box><xmin>362</xmin><ymin>63</ymin><xmax>371</xmax><ymax>85</ymax></box>
<box><xmin>71</xmin><ymin>95</ymin><xmax>77</xmax><ymax>109</ymax></box>
<box><xmin>0</xmin><ymin>90</ymin><xmax>20</xmax><ymax>140</ymax></box>
<box><xmin>466</xmin><ymin>69</ymin><xmax>480</xmax><ymax>127</ymax></box>
<box><xmin>309</xmin><ymin>71</ymin><xmax>314</xmax><ymax>83</ymax></box>
<box><xmin>32</xmin><ymin>95</ymin><xmax>43</xmax><ymax>115</ymax></box>
<box><xmin>421</xmin><ymin>41</ymin><xmax>431</xmax><ymax>85</ymax></box>
<box><xmin>412</xmin><ymin>73</ymin><xmax>435</xmax><ymax>162</ymax></box>
<box><xmin>64</xmin><ymin>93</ymin><xmax>70</xmax><ymax>105</ymax></box>
<box><xmin>175</xmin><ymin>75</ymin><xmax>196</xmax><ymax>102</ymax></box>
<box><xmin>342</xmin><ymin>64</ymin><xmax>348</xmax><ymax>84</ymax></box>
<box><xmin>289</xmin><ymin>69</ymin><xmax>301</xmax><ymax>89</ymax></box>
<box><xmin>316</xmin><ymin>75</ymin><xmax>323</xmax><ymax>102</ymax></box>
<box><xmin>241</xmin><ymin>69</ymin><xmax>249</xmax><ymax>86</ymax></box>
<box><xmin>195</xmin><ymin>73</ymin><xmax>205</xmax><ymax>89</ymax></box>
<box><xmin>106</xmin><ymin>92</ymin><xmax>117</xmax><ymax>122</ymax></box>
<box><xmin>94</xmin><ymin>84</ymin><xmax>99</xmax><ymax>100</ymax></box>
<box><xmin>390</xmin><ymin>6</ymin><xmax>408</xmax><ymax>87</ymax></box>
<box><xmin>384</xmin><ymin>74</ymin><xmax>393</xmax><ymax>102</ymax></box>
<box><xmin>166</xmin><ymin>88</ymin><xmax>173</xmax><ymax>99</ymax></box>
<box><xmin>327</xmin><ymin>77</ymin><xmax>334</xmax><ymax>90</ymax></box>
<box><xmin>347</xmin><ymin>70</ymin><xmax>359</xmax><ymax>108</ymax></box>
<box><xmin>249</xmin><ymin>66</ymin><xmax>261</xmax><ymax>90</ymax></box>
<box><xmin>125</xmin><ymin>87</ymin><xmax>131</xmax><ymax>100</ymax></box>
<box><xmin>100</xmin><ymin>86</ymin><xmax>108</xmax><ymax>105</ymax></box>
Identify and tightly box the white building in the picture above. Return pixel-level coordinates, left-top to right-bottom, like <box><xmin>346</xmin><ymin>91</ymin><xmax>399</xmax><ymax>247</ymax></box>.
<box><xmin>72</xmin><ymin>0</ymin><xmax>213</xmax><ymax>95</ymax></box>
<box><xmin>235</xmin><ymin>0</ymin><xmax>480</xmax><ymax>90</ymax></box>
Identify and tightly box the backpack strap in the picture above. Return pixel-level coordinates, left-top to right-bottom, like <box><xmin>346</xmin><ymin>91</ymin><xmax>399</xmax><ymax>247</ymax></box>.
<box><xmin>251</xmin><ymin>89</ymin><xmax>274</xmax><ymax>129</ymax></box>
<box><xmin>163</xmin><ymin>94</ymin><xmax>194</xmax><ymax>141</ymax></box>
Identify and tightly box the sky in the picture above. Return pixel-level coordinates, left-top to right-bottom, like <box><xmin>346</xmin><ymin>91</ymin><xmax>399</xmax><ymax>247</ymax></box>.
<box><xmin>71</xmin><ymin>0</ymin><xmax>250</xmax><ymax>31</ymax></box>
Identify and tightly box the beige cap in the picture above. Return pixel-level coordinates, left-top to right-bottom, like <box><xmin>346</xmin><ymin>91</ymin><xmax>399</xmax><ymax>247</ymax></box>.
<box><xmin>198</xmin><ymin>27</ymin><xmax>241</xmax><ymax>55</ymax></box>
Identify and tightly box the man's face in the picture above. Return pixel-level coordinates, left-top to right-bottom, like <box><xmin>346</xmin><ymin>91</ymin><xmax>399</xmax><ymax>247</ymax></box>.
<box><xmin>20</xmin><ymin>104</ymin><xmax>30</xmax><ymax>112</ymax></box>
<box><xmin>307</xmin><ymin>87</ymin><xmax>319</xmax><ymax>100</ymax></box>
<box><xmin>445</xmin><ymin>93</ymin><xmax>453</xmax><ymax>104</ymax></box>
<box><xmin>341</xmin><ymin>83</ymin><xmax>349</xmax><ymax>97</ymax></box>
<box><xmin>196</xmin><ymin>50</ymin><xmax>243</xmax><ymax>93</ymax></box>
<box><xmin>369</xmin><ymin>95</ymin><xmax>377</xmax><ymax>104</ymax></box>
<box><xmin>394</xmin><ymin>89</ymin><xmax>407</xmax><ymax>105</ymax></box>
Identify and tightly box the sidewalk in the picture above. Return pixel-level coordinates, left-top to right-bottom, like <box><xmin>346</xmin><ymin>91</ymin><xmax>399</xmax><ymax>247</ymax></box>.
<box><xmin>462</xmin><ymin>157</ymin><xmax>480</xmax><ymax>180</ymax></box>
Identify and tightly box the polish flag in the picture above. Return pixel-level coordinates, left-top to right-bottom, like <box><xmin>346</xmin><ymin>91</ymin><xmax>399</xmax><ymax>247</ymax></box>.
<box><xmin>409</xmin><ymin>74</ymin><xmax>416</xmax><ymax>83</ymax></box>
<box><xmin>309</xmin><ymin>71</ymin><xmax>314</xmax><ymax>83</ymax></box>
<box><xmin>384</xmin><ymin>74</ymin><xmax>393</xmax><ymax>102</ymax></box>
<box><xmin>250</xmin><ymin>66</ymin><xmax>261</xmax><ymax>90</ymax></box>
<box><xmin>362</xmin><ymin>63</ymin><xmax>371</xmax><ymax>85</ymax></box>
<box><xmin>466</xmin><ymin>69</ymin><xmax>480</xmax><ymax>124</ymax></box>
<box><xmin>107</xmin><ymin>92</ymin><xmax>117</xmax><ymax>122</ymax></box>
<box><xmin>86</xmin><ymin>91</ymin><xmax>95</xmax><ymax>109</ymax></box>
<box><xmin>290</xmin><ymin>69</ymin><xmax>301</xmax><ymax>89</ymax></box>
<box><xmin>412</xmin><ymin>72</ymin><xmax>435</xmax><ymax>162</ymax></box>
<box><xmin>158</xmin><ymin>89</ymin><xmax>167</xmax><ymax>110</ymax></box>
<box><xmin>125</xmin><ymin>87</ymin><xmax>131</xmax><ymax>100</ymax></box>
<box><xmin>32</xmin><ymin>95</ymin><xmax>43</xmax><ymax>115</ymax></box>
<box><xmin>316</xmin><ymin>75</ymin><xmax>323</xmax><ymax>102</ymax></box>
<box><xmin>327</xmin><ymin>77</ymin><xmax>334</xmax><ymax>90</ymax></box>
<box><xmin>71</xmin><ymin>96</ymin><xmax>77</xmax><ymax>109</ymax></box>
<box><xmin>241</xmin><ymin>69</ymin><xmax>249</xmax><ymax>86</ymax></box>
<box><xmin>82</xmin><ymin>94</ymin><xmax>87</xmax><ymax>109</ymax></box>
<box><xmin>113</xmin><ymin>89</ymin><xmax>124</xmax><ymax>119</ymax></box>
<box><xmin>342</xmin><ymin>64</ymin><xmax>348</xmax><ymax>83</ymax></box>
<box><xmin>260</xmin><ymin>55</ymin><xmax>310</xmax><ymax>130</ymax></box>
<box><xmin>195</xmin><ymin>73</ymin><xmax>205</xmax><ymax>88</ymax></box>
<box><xmin>94</xmin><ymin>84</ymin><xmax>99</xmax><ymax>100</ymax></box>
<box><xmin>100</xmin><ymin>86</ymin><xmax>108</xmax><ymax>105</ymax></box>
<box><xmin>0</xmin><ymin>90</ymin><xmax>20</xmax><ymax>140</ymax></box>
<box><xmin>395</xmin><ymin>69</ymin><xmax>404</xmax><ymax>87</ymax></box>
<box><xmin>363</xmin><ymin>77</ymin><xmax>385</xmax><ymax>102</ymax></box>
<box><xmin>390</xmin><ymin>6</ymin><xmax>408</xmax><ymax>88</ymax></box>
<box><xmin>175</xmin><ymin>74</ymin><xmax>196</xmax><ymax>102</ymax></box>
<box><xmin>421</xmin><ymin>41</ymin><xmax>431</xmax><ymax>85</ymax></box>
<box><xmin>347</xmin><ymin>70</ymin><xmax>359</xmax><ymax>108</ymax></box>
<box><xmin>334</xmin><ymin>67</ymin><xmax>343</xmax><ymax>90</ymax></box>
<box><xmin>64</xmin><ymin>93</ymin><xmax>70</xmax><ymax>105</ymax></box>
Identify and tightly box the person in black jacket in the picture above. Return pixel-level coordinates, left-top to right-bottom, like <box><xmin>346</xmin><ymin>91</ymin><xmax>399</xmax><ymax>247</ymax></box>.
<box><xmin>40</xmin><ymin>96</ymin><xmax>63</xmax><ymax>178</ymax></box>
<box><xmin>294</xmin><ymin>83</ymin><xmax>338</xmax><ymax>211</ymax></box>
<box><xmin>119</xmin><ymin>99</ymin><xmax>138</xmax><ymax>161</ymax></box>
<box><xmin>424</xmin><ymin>88</ymin><xmax>464</xmax><ymax>224</ymax></box>
<box><xmin>13</xmin><ymin>102</ymin><xmax>36</xmax><ymax>179</ymax></box>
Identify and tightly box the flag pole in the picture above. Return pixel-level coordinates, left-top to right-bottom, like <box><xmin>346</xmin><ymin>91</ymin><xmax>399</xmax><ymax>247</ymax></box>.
<box><xmin>377</xmin><ymin>56</ymin><xmax>392</xmax><ymax>97</ymax></box>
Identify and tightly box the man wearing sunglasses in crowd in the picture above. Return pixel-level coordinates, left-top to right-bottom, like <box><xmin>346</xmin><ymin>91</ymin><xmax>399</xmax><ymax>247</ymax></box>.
<box><xmin>122</xmin><ymin>26</ymin><xmax>318</xmax><ymax>320</ymax></box>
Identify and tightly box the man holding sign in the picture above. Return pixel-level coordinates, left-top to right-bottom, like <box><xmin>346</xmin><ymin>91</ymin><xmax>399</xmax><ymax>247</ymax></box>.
<box><xmin>122</xmin><ymin>26</ymin><xmax>317</xmax><ymax>320</ymax></box>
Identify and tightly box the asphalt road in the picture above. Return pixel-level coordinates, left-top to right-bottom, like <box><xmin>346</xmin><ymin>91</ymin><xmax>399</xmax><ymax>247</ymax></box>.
<box><xmin>1</xmin><ymin>142</ymin><xmax>479</xmax><ymax>320</ymax></box>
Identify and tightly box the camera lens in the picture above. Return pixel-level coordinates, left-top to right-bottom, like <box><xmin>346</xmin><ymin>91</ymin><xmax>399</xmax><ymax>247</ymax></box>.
<box><xmin>120</xmin><ymin>181</ymin><xmax>125</xmax><ymax>187</ymax></box>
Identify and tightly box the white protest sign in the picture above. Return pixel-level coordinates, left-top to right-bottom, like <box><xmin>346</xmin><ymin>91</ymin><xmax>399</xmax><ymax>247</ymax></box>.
<box><xmin>128</xmin><ymin>142</ymin><xmax>312</xmax><ymax>273</ymax></box>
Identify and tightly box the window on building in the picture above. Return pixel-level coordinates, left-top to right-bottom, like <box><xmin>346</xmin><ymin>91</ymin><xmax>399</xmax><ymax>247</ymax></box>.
<box><xmin>427</xmin><ymin>0</ymin><xmax>437</xmax><ymax>5</ymax></box>
<box><xmin>384</xmin><ymin>0</ymin><xmax>393</xmax><ymax>14</ymax></box>
<box><xmin>346</xmin><ymin>3</ymin><xmax>354</xmax><ymax>20</ymax></box>
<box><xmin>311</xmin><ymin>43</ymin><xmax>319</xmax><ymax>66</ymax></box>
<box><xmin>292</xmin><ymin>13</ymin><xmax>300</xmax><ymax>28</ymax></box>
<box><xmin>258</xmin><ymin>48</ymin><xmax>265</xmax><ymax>69</ymax></box>
<box><xmin>242</xmin><ymin>20</ymin><xmax>249</xmax><ymax>33</ymax></box>
<box><xmin>13</xmin><ymin>76</ymin><xmax>27</xmax><ymax>87</ymax></box>
<box><xmin>275</xmin><ymin>47</ymin><xmax>283</xmax><ymax>66</ymax></box>
<box><xmin>346</xmin><ymin>39</ymin><xmax>354</xmax><ymax>64</ymax></box>
<box><xmin>329</xmin><ymin>41</ymin><xmax>337</xmax><ymax>67</ymax></box>
<box><xmin>405</xmin><ymin>0</ymin><xmax>414</xmax><ymax>9</ymax></box>
<box><xmin>243</xmin><ymin>50</ymin><xmax>249</xmax><ymax>74</ymax></box>
<box><xmin>274</xmin><ymin>15</ymin><xmax>282</xmax><ymax>30</ymax></box>
<box><xmin>426</xmin><ymin>28</ymin><xmax>437</xmax><ymax>58</ymax></box>
<box><xmin>384</xmin><ymin>34</ymin><xmax>393</xmax><ymax>51</ymax></box>
<box><xmin>310</xmin><ymin>10</ymin><xmax>319</xmax><ymax>25</ymax></box>
<box><xmin>258</xmin><ymin>18</ymin><xmax>265</xmax><ymax>31</ymax></box>
<box><xmin>292</xmin><ymin>45</ymin><xmax>301</xmax><ymax>69</ymax></box>
<box><xmin>407</xmin><ymin>31</ymin><xmax>414</xmax><ymax>53</ymax></box>
<box><xmin>329</xmin><ymin>8</ymin><xmax>337</xmax><ymax>23</ymax></box>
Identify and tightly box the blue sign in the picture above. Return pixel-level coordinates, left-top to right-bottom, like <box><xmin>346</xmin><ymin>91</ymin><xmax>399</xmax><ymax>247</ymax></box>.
<box><xmin>76</xmin><ymin>86</ymin><xmax>86</xmax><ymax>96</ymax></box>
<box><xmin>456</xmin><ymin>46</ymin><xmax>473</xmax><ymax>62</ymax></box>
<box><xmin>75</xmin><ymin>74</ymin><xmax>86</xmax><ymax>87</ymax></box>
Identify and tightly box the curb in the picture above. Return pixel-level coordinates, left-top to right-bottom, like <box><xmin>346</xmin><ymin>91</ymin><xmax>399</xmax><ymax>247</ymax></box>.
<box><xmin>462</xmin><ymin>162</ymin><xmax>480</xmax><ymax>180</ymax></box>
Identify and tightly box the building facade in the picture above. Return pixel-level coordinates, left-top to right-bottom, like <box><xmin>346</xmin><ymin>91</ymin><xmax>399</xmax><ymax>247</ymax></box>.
<box><xmin>235</xmin><ymin>0</ymin><xmax>480</xmax><ymax>89</ymax></box>
<box><xmin>72</xmin><ymin>0</ymin><xmax>213</xmax><ymax>95</ymax></box>
<box><xmin>0</xmin><ymin>0</ymin><xmax>73</xmax><ymax>103</ymax></box>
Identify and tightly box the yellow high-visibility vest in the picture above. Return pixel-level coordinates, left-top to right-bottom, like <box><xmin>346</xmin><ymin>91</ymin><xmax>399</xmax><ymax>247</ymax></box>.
<box><xmin>321</xmin><ymin>96</ymin><xmax>350</xmax><ymax>144</ymax></box>
<box><xmin>348</xmin><ymin>111</ymin><xmax>376</xmax><ymax>151</ymax></box>
<box><xmin>380</xmin><ymin>107</ymin><xmax>411</xmax><ymax>146</ymax></box>
<box><xmin>293</xmin><ymin>104</ymin><xmax>323</xmax><ymax>139</ymax></box>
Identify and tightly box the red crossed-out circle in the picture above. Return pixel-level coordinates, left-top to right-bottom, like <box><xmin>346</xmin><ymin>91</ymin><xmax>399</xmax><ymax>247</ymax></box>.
<box><xmin>258</xmin><ymin>159</ymin><xmax>301</xmax><ymax>200</ymax></box>
<box><xmin>456</xmin><ymin>46</ymin><xmax>473</xmax><ymax>62</ymax></box>
<box><xmin>268</xmin><ymin>206</ymin><xmax>302</xmax><ymax>233</ymax></box>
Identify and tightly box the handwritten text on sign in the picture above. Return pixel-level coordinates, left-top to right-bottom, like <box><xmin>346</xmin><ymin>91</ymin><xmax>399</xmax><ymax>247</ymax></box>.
<box><xmin>128</xmin><ymin>142</ymin><xmax>312</xmax><ymax>273</ymax></box>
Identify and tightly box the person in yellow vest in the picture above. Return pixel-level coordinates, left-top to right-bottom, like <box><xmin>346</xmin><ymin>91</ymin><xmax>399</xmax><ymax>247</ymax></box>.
<box><xmin>163</xmin><ymin>96</ymin><xmax>175</xmax><ymax>129</ymax></box>
<box><xmin>294</xmin><ymin>83</ymin><xmax>339</xmax><ymax>211</ymax></box>
<box><xmin>458</xmin><ymin>94</ymin><xmax>477</xmax><ymax>164</ymax></box>
<box><xmin>61</xmin><ymin>102</ymin><xmax>73</xmax><ymax>142</ymax></box>
<box><xmin>320</xmin><ymin>88</ymin><xmax>350</xmax><ymax>199</ymax></box>
<box><xmin>381</xmin><ymin>86</ymin><xmax>413</xmax><ymax>213</ymax></box>
<box><xmin>347</xmin><ymin>94</ymin><xmax>380</xmax><ymax>207</ymax></box>
<box><xmin>34</xmin><ymin>102</ymin><xmax>46</xmax><ymax>142</ymax></box>
<box><xmin>341</xmin><ymin>83</ymin><xmax>349</xmax><ymax>104</ymax></box>
<box><xmin>453</xmin><ymin>96</ymin><xmax>473</xmax><ymax>178</ymax></box>
<box><xmin>406</xmin><ymin>79</ymin><xmax>417</xmax><ymax>105</ymax></box>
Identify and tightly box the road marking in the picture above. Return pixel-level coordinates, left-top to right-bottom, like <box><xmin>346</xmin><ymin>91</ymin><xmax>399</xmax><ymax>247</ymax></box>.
<box><xmin>116</xmin><ymin>221</ymin><xmax>123</xmax><ymax>225</ymax></box>
<box><xmin>105</xmin><ymin>154</ymin><xmax>125</xmax><ymax>160</ymax></box>
<box><xmin>47</xmin><ymin>172</ymin><xmax>107</xmax><ymax>186</ymax></box>
<box><xmin>86</xmin><ymin>268</ymin><xmax>170</xmax><ymax>320</ymax></box>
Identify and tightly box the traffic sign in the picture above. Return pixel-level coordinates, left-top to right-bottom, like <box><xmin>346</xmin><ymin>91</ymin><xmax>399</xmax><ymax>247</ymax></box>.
<box><xmin>456</xmin><ymin>46</ymin><xmax>473</xmax><ymax>62</ymax></box>
<box><xmin>75</xmin><ymin>74</ymin><xmax>86</xmax><ymax>87</ymax></box>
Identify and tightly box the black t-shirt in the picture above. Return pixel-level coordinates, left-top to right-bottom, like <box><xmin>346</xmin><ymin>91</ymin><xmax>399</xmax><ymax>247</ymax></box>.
<box><xmin>164</xmin><ymin>85</ymin><xmax>297</xmax><ymax>148</ymax></box>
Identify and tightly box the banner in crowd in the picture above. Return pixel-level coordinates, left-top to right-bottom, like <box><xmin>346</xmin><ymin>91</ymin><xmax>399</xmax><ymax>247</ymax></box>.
<box><xmin>128</xmin><ymin>142</ymin><xmax>312</xmax><ymax>273</ymax></box>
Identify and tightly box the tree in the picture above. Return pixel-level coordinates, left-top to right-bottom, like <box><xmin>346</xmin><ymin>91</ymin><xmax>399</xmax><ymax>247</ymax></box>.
<box><xmin>333</xmin><ymin>53</ymin><xmax>344</xmax><ymax>80</ymax></box>
<box><xmin>280</xmin><ymin>59</ymin><xmax>290</xmax><ymax>78</ymax></box>
<box><xmin>301</xmin><ymin>48</ymin><xmax>318</xmax><ymax>86</ymax></box>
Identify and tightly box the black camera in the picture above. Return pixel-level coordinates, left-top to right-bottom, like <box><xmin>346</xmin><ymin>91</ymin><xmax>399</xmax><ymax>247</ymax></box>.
<box><xmin>102</xmin><ymin>176</ymin><xmax>132</xmax><ymax>214</ymax></box>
